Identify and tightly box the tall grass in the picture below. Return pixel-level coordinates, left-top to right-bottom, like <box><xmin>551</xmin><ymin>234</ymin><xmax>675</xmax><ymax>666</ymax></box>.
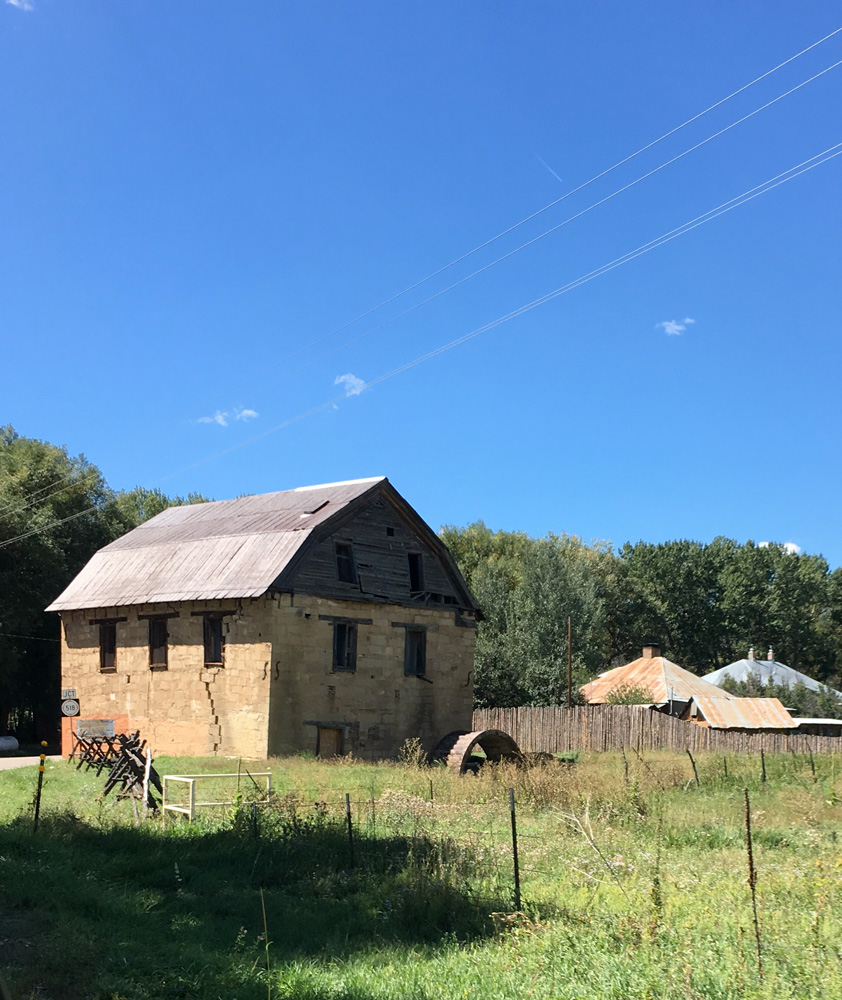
<box><xmin>1</xmin><ymin>749</ymin><xmax>840</xmax><ymax>999</ymax></box>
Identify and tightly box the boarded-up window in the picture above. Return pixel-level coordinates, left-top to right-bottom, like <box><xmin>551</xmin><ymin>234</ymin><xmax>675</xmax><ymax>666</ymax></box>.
<box><xmin>408</xmin><ymin>553</ymin><xmax>424</xmax><ymax>593</ymax></box>
<box><xmin>149</xmin><ymin>617</ymin><xmax>168</xmax><ymax>669</ymax></box>
<box><xmin>318</xmin><ymin>727</ymin><xmax>343</xmax><ymax>758</ymax></box>
<box><xmin>404</xmin><ymin>628</ymin><xmax>426</xmax><ymax>676</ymax></box>
<box><xmin>333</xmin><ymin>623</ymin><xmax>357</xmax><ymax>671</ymax></box>
<box><xmin>203</xmin><ymin>616</ymin><xmax>224</xmax><ymax>666</ymax></box>
<box><xmin>335</xmin><ymin>541</ymin><xmax>357</xmax><ymax>584</ymax></box>
<box><xmin>99</xmin><ymin>623</ymin><xmax>116</xmax><ymax>672</ymax></box>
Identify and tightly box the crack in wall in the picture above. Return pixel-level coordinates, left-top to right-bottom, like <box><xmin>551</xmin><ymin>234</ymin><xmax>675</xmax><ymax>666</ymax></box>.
<box><xmin>202</xmin><ymin>672</ymin><xmax>221</xmax><ymax>754</ymax></box>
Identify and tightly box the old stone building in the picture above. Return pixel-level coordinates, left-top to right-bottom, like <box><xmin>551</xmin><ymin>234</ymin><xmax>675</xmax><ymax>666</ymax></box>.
<box><xmin>47</xmin><ymin>477</ymin><xmax>479</xmax><ymax>759</ymax></box>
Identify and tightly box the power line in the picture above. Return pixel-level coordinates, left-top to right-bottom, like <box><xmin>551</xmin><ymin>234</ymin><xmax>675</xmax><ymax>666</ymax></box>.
<box><xmin>124</xmin><ymin>142</ymin><xmax>842</xmax><ymax>493</ymax></box>
<box><xmin>2</xmin><ymin>142</ymin><xmax>837</xmax><ymax>553</ymax></box>
<box><xmin>4</xmin><ymin>30</ymin><xmax>840</xmax><ymax>525</ymax></box>
<box><xmin>0</xmin><ymin>470</ymin><xmax>100</xmax><ymax>522</ymax></box>
<box><xmin>192</xmin><ymin>25</ymin><xmax>842</xmax><ymax>412</ymax></box>
<box><xmin>224</xmin><ymin>55</ymin><xmax>842</xmax><ymax>410</ymax></box>
<box><xmin>0</xmin><ymin>632</ymin><xmax>60</xmax><ymax>643</ymax></box>
<box><xmin>0</xmin><ymin>505</ymin><xmax>103</xmax><ymax>549</ymax></box>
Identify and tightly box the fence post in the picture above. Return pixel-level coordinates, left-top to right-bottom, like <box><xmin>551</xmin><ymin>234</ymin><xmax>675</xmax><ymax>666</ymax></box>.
<box><xmin>142</xmin><ymin>748</ymin><xmax>152</xmax><ymax>812</ymax></box>
<box><xmin>345</xmin><ymin>793</ymin><xmax>355</xmax><ymax>868</ymax></box>
<box><xmin>807</xmin><ymin>741</ymin><xmax>817</xmax><ymax>784</ymax></box>
<box><xmin>32</xmin><ymin>741</ymin><xmax>48</xmax><ymax>833</ymax></box>
<box><xmin>760</xmin><ymin>749</ymin><xmax>767</xmax><ymax>784</ymax></box>
<box><xmin>509</xmin><ymin>788</ymin><xmax>522</xmax><ymax>912</ymax></box>
<box><xmin>744</xmin><ymin>788</ymin><xmax>763</xmax><ymax>980</ymax></box>
<box><xmin>686</xmin><ymin>749</ymin><xmax>700</xmax><ymax>787</ymax></box>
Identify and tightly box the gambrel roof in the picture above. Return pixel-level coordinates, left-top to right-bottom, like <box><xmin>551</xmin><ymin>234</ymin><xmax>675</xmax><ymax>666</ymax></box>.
<box><xmin>47</xmin><ymin>477</ymin><xmax>477</xmax><ymax>612</ymax></box>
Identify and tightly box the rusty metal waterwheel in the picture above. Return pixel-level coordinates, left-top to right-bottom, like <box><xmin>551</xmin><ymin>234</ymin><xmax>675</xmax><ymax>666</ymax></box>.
<box><xmin>431</xmin><ymin>729</ymin><xmax>523</xmax><ymax>774</ymax></box>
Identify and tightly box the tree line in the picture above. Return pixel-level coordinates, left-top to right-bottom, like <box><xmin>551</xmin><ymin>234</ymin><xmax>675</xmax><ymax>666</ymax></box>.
<box><xmin>0</xmin><ymin>427</ymin><xmax>208</xmax><ymax>740</ymax></box>
<box><xmin>3</xmin><ymin>427</ymin><xmax>841</xmax><ymax>739</ymax></box>
<box><xmin>440</xmin><ymin>522</ymin><xmax>842</xmax><ymax>712</ymax></box>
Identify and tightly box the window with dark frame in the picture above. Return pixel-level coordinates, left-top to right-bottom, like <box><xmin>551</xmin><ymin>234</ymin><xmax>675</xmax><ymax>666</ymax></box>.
<box><xmin>335</xmin><ymin>541</ymin><xmax>357</xmax><ymax>584</ymax></box>
<box><xmin>404</xmin><ymin>628</ymin><xmax>426</xmax><ymax>676</ymax></box>
<box><xmin>203</xmin><ymin>615</ymin><xmax>224</xmax><ymax>665</ymax></box>
<box><xmin>332</xmin><ymin>622</ymin><xmax>357</xmax><ymax>671</ymax></box>
<box><xmin>148</xmin><ymin>617</ymin><xmax>168</xmax><ymax>669</ymax></box>
<box><xmin>408</xmin><ymin>552</ymin><xmax>424</xmax><ymax>593</ymax></box>
<box><xmin>99</xmin><ymin>622</ymin><xmax>117</xmax><ymax>672</ymax></box>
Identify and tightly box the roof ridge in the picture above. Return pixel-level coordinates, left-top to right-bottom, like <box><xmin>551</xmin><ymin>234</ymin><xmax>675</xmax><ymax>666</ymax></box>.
<box><xmin>293</xmin><ymin>476</ymin><xmax>385</xmax><ymax>492</ymax></box>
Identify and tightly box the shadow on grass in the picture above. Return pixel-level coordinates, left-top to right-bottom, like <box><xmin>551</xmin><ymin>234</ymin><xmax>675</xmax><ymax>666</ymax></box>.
<box><xmin>0</xmin><ymin>805</ymin><xmax>509</xmax><ymax>1000</ymax></box>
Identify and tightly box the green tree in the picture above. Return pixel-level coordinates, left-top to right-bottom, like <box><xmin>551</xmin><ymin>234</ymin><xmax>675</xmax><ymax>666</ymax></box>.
<box><xmin>441</xmin><ymin>523</ymin><xmax>609</xmax><ymax>707</ymax></box>
<box><xmin>0</xmin><ymin>427</ymin><xmax>209</xmax><ymax>740</ymax></box>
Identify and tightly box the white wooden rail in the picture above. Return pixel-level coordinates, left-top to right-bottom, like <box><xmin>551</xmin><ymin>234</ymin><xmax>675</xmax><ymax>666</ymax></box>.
<box><xmin>162</xmin><ymin>771</ymin><xmax>272</xmax><ymax>821</ymax></box>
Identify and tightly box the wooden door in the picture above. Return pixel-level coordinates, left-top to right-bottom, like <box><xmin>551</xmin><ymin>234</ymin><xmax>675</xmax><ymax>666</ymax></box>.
<box><xmin>318</xmin><ymin>727</ymin><xmax>342</xmax><ymax>758</ymax></box>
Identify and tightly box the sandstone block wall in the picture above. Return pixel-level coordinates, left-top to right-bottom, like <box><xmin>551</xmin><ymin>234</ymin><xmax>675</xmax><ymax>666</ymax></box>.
<box><xmin>60</xmin><ymin>594</ymin><xmax>476</xmax><ymax>761</ymax></box>
<box><xmin>267</xmin><ymin>594</ymin><xmax>476</xmax><ymax>759</ymax></box>
<box><xmin>59</xmin><ymin>598</ymin><xmax>273</xmax><ymax>758</ymax></box>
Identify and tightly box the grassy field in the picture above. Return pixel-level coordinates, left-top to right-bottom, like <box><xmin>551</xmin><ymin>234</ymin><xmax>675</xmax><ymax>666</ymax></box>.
<box><xmin>1</xmin><ymin>748</ymin><xmax>841</xmax><ymax>1000</ymax></box>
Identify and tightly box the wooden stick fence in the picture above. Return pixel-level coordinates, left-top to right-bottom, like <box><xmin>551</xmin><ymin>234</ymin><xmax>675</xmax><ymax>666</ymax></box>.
<box><xmin>473</xmin><ymin>705</ymin><xmax>842</xmax><ymax>755</ymax></box>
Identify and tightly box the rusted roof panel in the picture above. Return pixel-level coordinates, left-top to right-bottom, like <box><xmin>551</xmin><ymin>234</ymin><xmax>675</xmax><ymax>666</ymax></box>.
<box><xmin>46</xmin><ymin>478</ymin><xmax>385</xmax><ymax>611</ymax></box>
<box><xmin>687</xmin><ymin>696</ymin><xmax>796</xmax><ymax>730</ymax></box>
<box><xmin>581</xmin><ymin>656</ymin><xmax>732</xmax><ymax>705</ymax></box>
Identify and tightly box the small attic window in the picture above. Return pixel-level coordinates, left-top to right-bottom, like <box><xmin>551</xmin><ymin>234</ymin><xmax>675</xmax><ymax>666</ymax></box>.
<box><xmin>386</xmin><ymin>526</ymin><xmax>395</xmax><ymax>537</ymax></box>
<box><xmin>408</xmin><ymin>553</ymin><xmax>424</xmax><ymax>593</ymax></box>
<box><xmin>335</xmin><ymin>541</ymin><xmax>357</xmax><ymax>584</ymax></box>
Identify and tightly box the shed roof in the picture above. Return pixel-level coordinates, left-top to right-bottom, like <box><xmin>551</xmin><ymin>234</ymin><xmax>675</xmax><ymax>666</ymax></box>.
<box><xmin>581</xmin><ymin>655</ymin><xmax>732</xmax><ymax>705</ymax></box>
<box><xmin>702</xmin><ymin>657</ymin><xmax>842</xmax><ymax>698</ymax></box>
<box><xmin>685</xmin><ymin>696</ymin><xmax>796</xmax><ymax>730</ymax></box>
<box><xmin>47</xmin><ymin>477</ymin><xmax>476</xmax><ymax>612</ymax></box>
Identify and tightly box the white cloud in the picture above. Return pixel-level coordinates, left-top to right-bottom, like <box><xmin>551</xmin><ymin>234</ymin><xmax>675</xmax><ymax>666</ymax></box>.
<box><xmin>198</xmin><ymin>410</ymin><xmax>229</xmax><ymax>427</ymax></box>
<box><xmin>6</xmin><ymin>0</ymin><xmax>34</xmax><ymax>9</ymax></box>
<box><xmin>657</xmin><ymin>317</ymin><xmax>695</xmax><ymax>336</ymax></box>
<box><xmin>334</xmin><ymin>373</ymin><xmax>366</xmax><ymax>397</ymax></box>
<box><xmin>197</xmin><ymin>406</ymin><xmax>258</xmax><ymax>427</ymax></box>
<box><xmin>758</xmin><ymin>540</ymin><xmax>801</xmax><ymax>554</ymax></box>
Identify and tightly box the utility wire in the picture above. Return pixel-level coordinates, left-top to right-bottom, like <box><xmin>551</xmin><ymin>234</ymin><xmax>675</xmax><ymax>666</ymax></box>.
<box><xmin>4</xmin><ymin>30</ymin><xmax>840</xmax><ymax>523</ymax></box>
<box><xmin>105</xmin><ymin>143</ymin><xmax>842</xmax><ymax>494</ymax></box>
<box><xmin>0</xmin><ymin>632</ymin><xmax>60</xmax><ymax>643</ymax></box>
<box><xmin>2</xmin><ymin>142</ymin><xmax>839</xmax><ymax>552</ymax></box>
<box><xmin>221</xmin><ymin>55</ymin><xmax>842</xmax><ymax>408</ymax></box>
<box><xmin>0</xmin><ymin>470</ymin><xmax>100</xmax><ymax>521</ymax></box>
<box><xmin>193</xmin><ymin>25</ymin><xmax>842</xmax><ymax>411</ymax></box>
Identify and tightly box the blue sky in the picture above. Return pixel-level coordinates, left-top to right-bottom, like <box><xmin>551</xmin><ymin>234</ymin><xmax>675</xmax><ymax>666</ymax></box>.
<box><xmin>2</xmin><ymin>2</ymin><xmax>841</xmax><ymax>565</ymax></box>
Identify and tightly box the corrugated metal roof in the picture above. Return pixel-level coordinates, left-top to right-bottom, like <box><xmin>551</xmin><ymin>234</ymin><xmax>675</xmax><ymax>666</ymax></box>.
<box><xmin>702</xmin><ymin>658</ymin><xmax>842</xmax><ymax>698</ymax></box>
<box><xmin>686</xmin><ymin>696</ymin><xmax>796</xmax><ymax>730</ymax></box>
<box><xmin>581</xmin><ymin>655</ymin><xmax>733</xmax><ymax>705</ymax></box>
<box><xmin>47</xmin><ymin>478</ymin><xmax>386</xmax><ymax>611</ymax></box>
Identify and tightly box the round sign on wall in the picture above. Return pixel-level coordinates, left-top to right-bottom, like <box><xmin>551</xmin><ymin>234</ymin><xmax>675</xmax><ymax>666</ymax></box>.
<box><xmin>61</xmin><ymin>699</ymin><xmax>80</xmax><ymax>717</ymax></box>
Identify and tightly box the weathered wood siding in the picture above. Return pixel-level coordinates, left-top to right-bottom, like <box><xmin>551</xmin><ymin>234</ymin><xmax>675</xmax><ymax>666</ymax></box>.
<box><xmin>473</xmin><ymin>705</ymin><xmax>842</xmax><ymax>754</ymax></box>
<box><xmin>291</xmin><ymin>495</ymin><xmax>461</xmax><ymax>606</ymax></box>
